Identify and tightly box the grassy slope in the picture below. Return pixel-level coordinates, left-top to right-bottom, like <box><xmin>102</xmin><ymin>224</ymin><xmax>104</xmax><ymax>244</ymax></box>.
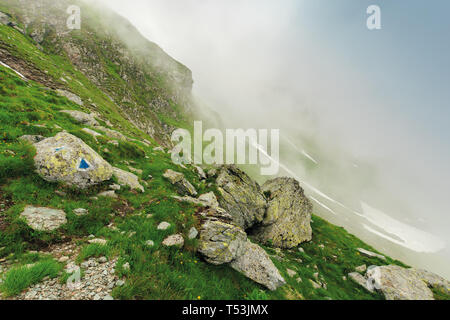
<box><xmin>0</xmin><ymin>24</ymin><xmax>446</xmax><ymax>300</ymax></box>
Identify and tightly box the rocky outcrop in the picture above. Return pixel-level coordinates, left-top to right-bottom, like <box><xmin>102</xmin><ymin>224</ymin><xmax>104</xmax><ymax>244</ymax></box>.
<box><xmin>20</xmin><ymin>206</ymin><xmax>67</xmax><ymax>231</ymax></box>
<box><xmin>252</xmin><ymin>177</ymin><xmax>312</xmax><ymax>248</ymax></box>
<box><xmin>230</xmin><ymin>240</ymin><xmax>286</xmax><ymax>291</ymax></box>
<box><xmin>112</xmin><ymin>167</ymin><xmax>144</xmax><ymax>193</ymax></box>
<box><xmin>216</xmin><ymin>165</ymin><xmax>266</xmax><ymax>230</ymax></box>
<box><xmin>33</xmin><ymin>132</ymin><xmax>113</xmax><ymax>189</ymax></box>
<box><xmin>163</xmin><ymin>169</ymin><xmax>197</xmax><ymax>196</ymax></box>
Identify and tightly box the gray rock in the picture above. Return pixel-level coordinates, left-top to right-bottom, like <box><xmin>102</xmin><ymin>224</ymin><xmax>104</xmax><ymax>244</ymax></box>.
<box><xmin>34</xmin><ymin>132</ymin><xmax>113</xmax><ymax>189</ymax></box>
<box><xmin>112</xmin><ymin>167</ymin><xmax>144</xmax><ymax>192</ymax></box>
<box><xmin>348</xmin><ymin>272</ymin><xmax>373</xmax><ymax>292</ymax></box>
<box><xmin>0</xmin><ymin>12</ymin><xmax>11</xmax><ymax>25</ymax></box>
<box><xmin>198</xmin><ymin>208</ymin><xmax>247</xmax><ymax>265</ymax></box>
<box><xmin>157</xmin><ymin>222</ymin><xmax>171</xmax><ymax>230</ymax></box>
<box><xmin>88</xmin><ymin>238</ymin><xmax>107</xmax><ymax>245</ymax></box>
<box><xmin>287</xmin><ymin>269</ymin><xmax>297</xmax><ymax>277</ymax></box>
<box><xmin>57</xmin><ymin>91</ymin><xmax>84</xmax><ymax>106</ymax></box>
<box><xmin>81</xmin><ymin>128</ymin><xmax>102</xmax><ymax>140</ymax></box>
<box><xmin>365</xmin><ymin>265</ymin><xmax>437</xmax><ymax>300</ymax></box>
<box><xmin>19</xmin><ymin>135</ymin><xmax>45</xmax><ymax>144</ymax></box>
<box><xmin>96</xmin><ymin>126</ymin><xmax>126</xmax><ymax>141</ymax></box>
<box><xmin>60</xmin><ymin>110</ymin><xmax>99</xmax><ymax>125</ymax></box>
<box><xmin>97</xmin><ymin>191</ymin><xmax>117</xmax><ymax>198</ymax></box>
<box><xmin>73</xmin><ymin>208</ymin><xmax>89</xmax><ymax>216</ymax></box>
<box><xmin>20</xmin><ymin>206</ymin><xmax>67</xmax><ymax>231</ymax></box>
<box><xmin>309</xmin><ymin>279</ymin><xmax>322</xmax><ymax>289</ymax></box>
<box><xmin>172</xmin><ymin>192</ymin><xmax>219</xmax><ymax>208</ymax></box>
<box><xmin>355</xmin><ymin>264</ymin><xmax>367</xmax><ymax>273</ymax></box>
<box><xmin>216</xmin><ymin>165</ymin><xmax>266</xmax><ymax>229</ymax></box>
<box><xmin>253</xmin><ymin>177</ymin><xmax>313</xmax><ymax>248</ymax></box>
<box><xmin>163</xmin><ymin>169</ymin><xmax>197</xmax><ymax>196</ymax></box>
<box><xmin>194</xmin><ymin>165</ymin><xmax>207</xmax><ymax>180</ymax></box>
<box><xmin>188</xmin><ymin>227</ymin><xmax>199</xmax><ymax>239</ymax></box>
<box><xmin>145</xmin><ymin>240</ymin><xmax>155</xmax><ymax>247</ymax></box>
<box><xmin>230</xmin><ymin>240</ymin><xmax>286</xmax><ymax>291</ymax></box>
<box><xmin>357</xmin><ymin>248</ymin><xmax>386</xmax><ymax>261</ymax></box>
<box><xmin>162</xmin><ymin>234</ymin><xmax>184</xmax><ymax>247</ymax></box>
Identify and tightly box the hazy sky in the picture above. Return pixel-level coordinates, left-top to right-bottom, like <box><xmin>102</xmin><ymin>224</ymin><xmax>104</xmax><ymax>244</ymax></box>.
<box><xmin>93</xmin><ymin>0</ymin><xmax>450</xmax><ymax>254</ymax></box>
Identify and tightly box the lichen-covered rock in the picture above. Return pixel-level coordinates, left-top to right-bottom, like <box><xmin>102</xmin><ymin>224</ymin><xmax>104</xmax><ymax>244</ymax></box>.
<box><xmin>364</xmin><ymin>265</ymin><xmax>439</xmax><ymax>300</ymax></box>
<box><xmin>163</xmin><ymin>169</ymin><xmax>197</xmax><ymax>196</ymax></box>
<box><xmin>253</xmin><ymin>177</ymin><xmax>312</xmax><ymax>248</ymax></box>
<box><xmin>194</xmin><ymin>165</ymin><xmax>207</xmax><ymax>180</ymax></box>
<box><xmin>216</xmin><ymin>165</ymin><xmax>266</xmax><ymax>230</ymax></box>
<box><xmin>112</xmin><ymin>167</ymin><xmax>144</xmax><ymax>193</ymax></box>
<box><xmin>34</xmin><ymin>132</ymin><xmax>113</xmax><ymax>189</ymax></box>
<box><xmin>20</xmin><ymin>206</ymin><xmax>67</xmax><ymax>231</ymax></box>
<box><xmin>0</xmin><ymin>12</ymin><xmax>11</xmax><ymax>25</ymax></box>
<box><xmin>230</xmin><ymin>240</ymin><xmax>286</xmax><ymax>291</ymax></box>
<box><xmin>357</xmin><ymin>248</ymin><xmax>386</xmax><ymax>261</ymax></box>
<box><xmin>198</xmin><ymin>208</ymin><xmax>247</xmax><ymax>265</ymax></box>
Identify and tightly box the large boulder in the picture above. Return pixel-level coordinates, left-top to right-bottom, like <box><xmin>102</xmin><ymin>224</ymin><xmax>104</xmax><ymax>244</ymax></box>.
<box><xmin>230</xmin><ymin>240</ymin><xmax>286</xmax><ymax>291</ymax></box>
<box><xmin>198</xmin><ymin>208</ymin><xmax>247</xmax><ymax>265</ymax></box>
<box><xmin>163</xmin><ymin>169</ymin><xmax>197</xmax><ymax>196</ymax></box>
<box><xmin>20</xmin><ymin>206</ymin><xmax>67</xmax><ymax>231</ymax></box>
<box><xmin>34</xmin><ymin>132</ymin><xmax>113</xmax><ymax>188</ymax></box>
<box><xmin>361</xmin><ymin>265</ymin><xmax>449</xmax><ymax>300</ymax></box>
<box><xmin>216</xmin><ymin>165</ymin><xmax>266</xmax><ymax>230</ymax></box>
<box><xmin>252</xmin><ymin>177</ymin><xmax>312</xmax><ymax>248</ymax></box>
<box><xmin>112</xmin><ymin>167</ymin><xmax>144</xmax><ymax>192</ymax></box>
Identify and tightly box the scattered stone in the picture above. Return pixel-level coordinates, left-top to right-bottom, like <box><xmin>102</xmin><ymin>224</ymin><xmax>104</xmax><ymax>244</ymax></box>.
<box><xmin>57</xmin><ymin>90</ymin><xmax>84</xmax><ymax>106</ymax></box>
<box><xmin>163</xmin><ymin>169</ymin><xmax>197</xmax><ymax>196</ymax></box>
<box><xmin>188</xmin><ymin>227</ymin><xmax>199</xmax><ymax>239</ymax></box>
<box><xmin>216</xmin><ymin>165</ymin><xmax>266</xmax><ymax>229</ymax></box>
<box><xmin>73</xmin><ymin>208</ymin><xmax>89</xmax><ymax>216</ymax></box>
<box><xmin>309</xmin><ymin>279</ymin><xmax>322</xmax><ymax>289</ymax></box>
<box><xmin>145</xmin><ymin>240</ymin><xmax>155</xmax><ymax>247</ymax></box>
<box><xmin>355</xmin><ymin>264</ymin><xmax>367</xmax><ymax>273</ymax></box>
<box><xmin>34</xmin><ymin>132</ymin><xmax>113</xmax><ymax>189</ymax></box>
<box><xmin>172</xmin><ymin>192</ymin><xmax>219</xmax><ymax>209</ymax></box>
<box><xmin>19</xmin><ymin>135</ymin><xmax>45</xmax><ymax>144</ymax></box>
<box><xmin>96</xmin><ymin>127</ymin><xmax>126</xmax><ymax>141</ymax></box>
<box><xmin>127</xmin><ymin>166</ymin><xmax>143</xmax><ymax>175</ymax></box>
<box><xmin>122</xmin><ymin>262</ymin><xmax>130</xmax><ymax>271</ymax></box>
<box><xmin>109</xmin><ymin>184</ymin><xmax>121</xmax><ymax>191</ymax></box>
<box><xmin>20</xmin><ymin>206</ymin><xmax>67</xmax><ymax>231</ymax></box>
<box><xmin>230</xmin><ymin>240</ymin><xmax>286</xmax><ymax>291</ymax></box>
<box><xmin>287</xmin><ymin>269</ymin><xmax>297</xmax><ymax>277</ymax></box>
<box><xmin>162</xmin><ymin>234</ymin><xmax>184</xmax><ymax>247</ymax></box>
<box><xmin>116</xmin><ymin>280</ymin><xmax>125</xmax><ymax>287</ymax></box>
<box><xmin>97</xmin><ymin>191</ymin><xmax>117</xmax><ymax>198</ymax></box>
<box><xmin>81</xmin><ymin>128</ymin><xmax>102</xmax><ymax>141</ymax></box>
<box><xmin>298</xmin><ymin>247</ymin><xmax>305</xmax><ymax>253</ymax></box>
<box><xmin>194</xmin><ymin>166</ymin><xmax>207</xmax><ymax>180</ymax></box>
<box><xmin>88</xmin><ymin>238</ymin><xmax>107</xmax><ymax>245</ymax></box>
<box><xmin>357</xmin><ymin>248</ymin><xmax>386</xmax><ymax>261</ymax></box>
<box><xmin>153</xmin><ymin>146</ymin><xmax>165</xmax><ymax>152</ymax></box>
<box><xmin>207</xmin><ymin>168</ymin><xmax>218</xmax><ymax>178</ymax></box>
<box><xmin>112</xmin><ymin>167</ymin><xmax>144</xmax><ymax>193</ymax></box>
<box><xmin>157</xmin><ymin>222</ymin><xmax>171</xmax><ymax>230</ymax></box>
<box><xmin>253</xmin><ymin>177</ymin><xmax>312</xmax><ymax>248</ymax></box>
<box><xmin>0</xmin><ymin>12</ymin><xmax>11</xmax><ymax>25</ymax></box>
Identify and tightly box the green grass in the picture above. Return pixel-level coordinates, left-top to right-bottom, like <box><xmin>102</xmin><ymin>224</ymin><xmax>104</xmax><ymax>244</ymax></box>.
<box><xmin>76</xmin><ymin>243</ymin><xmax>112</xmax><ymax>263</ymax></box>
<box><xmin>0</xmin><ymin>258</ymin><xmax>62</xmax><ymax>297</ymax></box>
